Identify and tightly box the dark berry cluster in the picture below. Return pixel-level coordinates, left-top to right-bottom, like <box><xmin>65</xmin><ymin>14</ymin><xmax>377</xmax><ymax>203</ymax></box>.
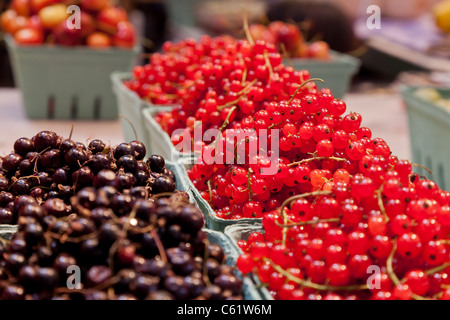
<box><xmin>0</xmin><ymin>131</ymin><xmax>243</xmax><ymax>300</ymax></box>
<box><xmin>0</xmin><ymin>189</ymin><xmax>242</xmax><ymax>300</ymax></box>
<box><xmin>0</xmin><ymin>131</ymin><xmax>177</xmax><ymax>225</ymax></box>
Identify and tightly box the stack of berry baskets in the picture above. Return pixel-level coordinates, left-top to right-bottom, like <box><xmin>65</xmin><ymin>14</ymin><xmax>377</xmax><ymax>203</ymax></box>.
<box><xmin>111</xmin><ymin>71</ymin><xmax>175</xmax><ymax>154</ymax></box>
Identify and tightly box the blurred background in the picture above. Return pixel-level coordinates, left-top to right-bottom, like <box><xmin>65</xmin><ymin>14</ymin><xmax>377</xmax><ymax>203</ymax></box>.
<box><xmin>1</xmin><ymin>0</ymin><xmax>450</xmax><ymax>88</ymax></box>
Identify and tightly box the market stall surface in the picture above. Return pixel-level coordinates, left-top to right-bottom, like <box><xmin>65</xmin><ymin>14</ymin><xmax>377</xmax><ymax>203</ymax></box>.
<box><xmin>0</xmin><ymin>88</ymin><xmax>412</xmax><ymax>162</ymax></box>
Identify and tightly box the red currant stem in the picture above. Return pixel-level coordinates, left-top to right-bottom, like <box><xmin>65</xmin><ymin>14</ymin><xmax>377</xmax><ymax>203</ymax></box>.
<box><xmin>264</xmin><ymin>258</ymin><xmax>368</xmax><ymax>291</ymax></box>
<box><xmin>386</xmin><ymin>241</ymin><xmax>401</xmax><ymax>286</ymax></box>
<box><xmin>248</xmin><ymin>168</ymin><xmax>253</xmax><ymax>202</ymax></box>
<box><xmin>424</xmin><ymin>262</ymin><xmax>450</xmax><ymax>276</ymax></box>
<box><xmin>241</xmin><ymin>68</ymin><xmax>248</xmax><ymax>86</ymax></box>
<box><xmin>411</xmin><ymin>163</ymin><xmax>433</xmax><ymax>175</ymax></box>
<box><xmin>210</xmin><ymin>105</ymin><xmax>237</xmax><ymax>152</ymax></box>
<box><xmin>376</xmin><ymin>187</ymin><xmax>390</xmax><ymax>223</ymax></box>
<box><xmin>287</xmin><ymin>156</ymin><xmax>346</xmax><ymax>167</ymax></box>
<box><xmin>387</xmin><ymin>241</ymin><xmax>433</xmax><ymax>300</ymax></box>
<box><xmin>288</xmin><ymin>78</ymin><xmax>325</xmax><ymax>104</ymax></box>
<box><xmin>119</xmin><ymin>114</ymin><xmax>138</xmax><ymax>141</ymax></box>
<box><xmin>219</xmin><ymin>106</ymin><xmax>237</xmax><ymax>133</ymax></box>
<box><xmin>237</xmin><ymin>79</ymin><xmax>258</xmax><ymax>95</ymax></box>
<box><xmin>146</xmin><ymin>92</ymin><xmax>178</xmax><ymax>99</ymax></box>
<box><xmin>263</xmin><ymin>50</ymin><xmax>274</xmax><ymax>79</ymax></box>
<box><xmin>442</xmin><ymin>284</ymin><xmax>450</xmax><ymax>290</ymax></box>
<box><xmin>275</xmin><ymin>217</ymin><xmax>340</xmax><ymax>229</ymax></box>
<box><xmin>150</xmin><ymin>228</ymin><xmax>168</xmax><ymax>264</ymax></box>
<box><xmin>280</xmin><ymin>190</ymin><xmax>332</xmax><ymax>245</ymax></box>
<box><xmin>242</xmin><ymin>11</ymin><xmax>255</xmax><ymax>46</ymax></box>
<box><xmin>207</xmin><ymin>180</ymin><xmax>213</xmax><ymax>205</ymax></box>
<box><xmin>279</xmin><ymin>42</ymin><xmax>293</xmax><ymax>68</ymax></box>
<box><xmin>437</xmin><ymin>240</ymin><xmax>450</xmax><ymax>245</ymax></box>
<box><xmin>216</xmin><ymin>80</ymin><xmax>257</xmax><ymax>111</ymax></box>
<box><xmin>268</xmin><ymin>121</ymin><xmax>284</xmax><ymax>129</ymax></box>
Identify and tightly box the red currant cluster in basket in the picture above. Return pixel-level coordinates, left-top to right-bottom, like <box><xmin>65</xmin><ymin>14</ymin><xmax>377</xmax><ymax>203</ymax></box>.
<box><xmin>235</xmin><ymin>170</ymin><xmax>450</xmax><ymax>300</ymax></box>
<box><xmin>126</xmin><ymin>34</ymin><xmax>316</xmax><ymax>143</ymax></box>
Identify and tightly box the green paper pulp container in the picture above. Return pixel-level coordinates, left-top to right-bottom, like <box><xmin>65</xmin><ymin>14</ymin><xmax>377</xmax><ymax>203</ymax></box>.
<box><xmin>111</xmin><ymin>71</ymin><xmax>174</xmax><ymax>153</ymax></box>
<box><xmin>178</xmin><ymin>159</ymin><xmax>263</xmax><ymax>232</ymax></box>
<box><xmin>402</xmin><ymin>86</ymin><xmax>450</xmax><ymax>191</ymax></box>
<box><xmin>224</xmin><ymin>223</ymin><xmax>273</xmax><ymax>300</ymax></box>
<box><xmin>204</xmin><ymin>228</ymin><xmax>268</xmax><ymax>300</ymax></box>
<box><xmin>6</xmin><ymin>36</ymin><xmax>140</xmax><ymax>120</ymax></box>
<box><xmin>142</xmin><ymin>108</ymin><xmax>196</xmax><ymax>163</ymax></box>
<box><xmin>287</xmin><ymin>51</ymin><xmax>361</xmax><ymax>98</ymax></box>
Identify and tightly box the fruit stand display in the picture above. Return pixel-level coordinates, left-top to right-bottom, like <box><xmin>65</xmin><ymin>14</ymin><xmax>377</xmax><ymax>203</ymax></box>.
<box><xmin>1</xmin><ymin>0</ymin><xmax>140</xmax><ymax>119</ymax></box>
<box><xmin>113</xmin><ymin>29</ymin><xmax>450</xmax><ymax>301</ymax></box>
<box><xmin>0</xmin><ymin>0</ymin><xmax>449</xmax><ymax>303</ymax></box>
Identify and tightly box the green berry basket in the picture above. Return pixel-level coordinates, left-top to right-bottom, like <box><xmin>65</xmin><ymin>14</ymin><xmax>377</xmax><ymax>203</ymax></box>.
<box><xmin>0</xmin><ymin>225</ymin><xmax>18</xmax><ymax>241</ymax></box>
<box><xmin>142</xmin><ymin>107</ymin><xmax>196</xmax><ymax>163</ymax></box>
<box><xmin>5</xmin><ymin>36</ymin><xmax>140</xmax><ymax>120</ymax></box>
<box><xmin>402</xmin><ymin>86</ymin><xmax>450</xmax><ymax>191</ymax></box>
<box><xmin>177</xmin><ymin>159</ymin><xmax>263</xmax><ymax>232</ymax></box>
<box><xmin>224</xmin><ymin>223</ymin><xmax>273</xmax><ymax>300</ymax></box>
<box><xmin>204</xmin><ymin>227</ymin><xmax>268</xmax><ymax>300</ymax></box>
<box><xmin>287</xmin><ymin>51</ymin><xmax>361</xmax><ymax>98</ymax></box>
<box><xmin>110</xmin><ymin>71</ymin><xmax>176</xmax><ymax>155</ymax></box>
<box><xmin>165</xmin><ymin>160</ymin><xmax>196</xmax><ymax>203</ymax></box>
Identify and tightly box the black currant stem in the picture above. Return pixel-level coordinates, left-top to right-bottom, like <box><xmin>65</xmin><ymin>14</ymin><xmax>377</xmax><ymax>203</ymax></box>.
<box><xmin>242</xmin><ymin>11</ymin><xmax>255</xmax><ymax>46</ymax></box>
<box><xmin>46</xmin><ymin>231</ymin><xmax>99</xmax><ymax>244</ymax></box>
<box><xmin>425</xmin><ymin>262</ymin><xmax>450</xmax><ymax>276</ymax></box>
<box><xmin>411</xmin><ymin>163</ymin><xmax>433</xmax><ymax>175</ymax></box>
<box><xmin>119</xmin><ymin>114</ymin><xmax>138</xmax><ymax>141</ymax></box>
<box><xmin>376</xmin><ymin>187</ymin><xmax>390</xmax><ymax>223</ymax></box>
<box><xmin>289</xmin><ymin>78</ymin><xmax>325</xmax><ymax>104</ymax></box>
<box><xmin>287</xmin><ymin>156</ymin><xmax>346</xmax><ymax>167</ymax></box>
<box><xmin>151</xmin><ymin>228</ymin><xmax>168</xmax><ymax>263</ymax></box>
<box><xmin>280</xmin><ymin>190</ymin><xmax>332</xmax><ymax>246</ymax></box>
<box><xmin>265</xmin><ymin>258</ymin><xmax>368</xmax><ymax>292</ymax></box>
<box><xmin>275</xmin><ymin>217</ymin><xmax>340</xmax><ymax>229</ymax></box>
<box><xmin>69</xmin><ymin>123</ymin><xmax>74</xmax><ymax>141</ymax></box>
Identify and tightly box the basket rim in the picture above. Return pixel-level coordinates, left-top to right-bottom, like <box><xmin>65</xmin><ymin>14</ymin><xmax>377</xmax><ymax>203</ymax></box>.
<box><xmin>401</xmin><ymin>85</ymin><xmax>450</xmax><ymax>123</ymax></box>
<box><xmin>4</xmin><ymin>34</ymin><xmax>141</xmax><ymax>55</ymax></box>
<box><xmin>287</xmin><ymin>49</ymin><xmax>361</xmax><ymax>68</ymax></box>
